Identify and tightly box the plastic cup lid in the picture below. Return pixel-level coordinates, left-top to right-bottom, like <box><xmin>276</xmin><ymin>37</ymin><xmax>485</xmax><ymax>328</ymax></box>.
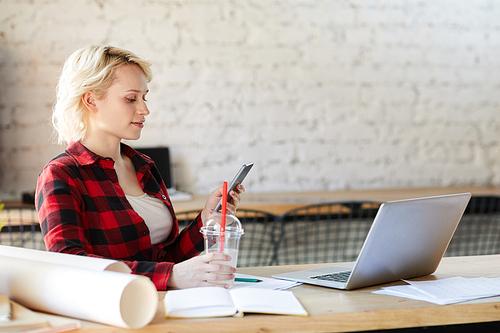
<box><xmin>200</xmin><ymin>212</ymin><xmax>244</xmax><ymax>235</ymax></box>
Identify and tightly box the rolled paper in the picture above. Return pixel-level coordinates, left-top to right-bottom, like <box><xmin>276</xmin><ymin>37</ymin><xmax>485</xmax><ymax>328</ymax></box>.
<box><xmin>0</xmin><ymin>245</ymin><xmax>131</xmax><ymax>273</ymax></box>
<box><xmin>0</xmin><ymin>255</ymin><xmax>157</xmax><ymax>329</ymax></box>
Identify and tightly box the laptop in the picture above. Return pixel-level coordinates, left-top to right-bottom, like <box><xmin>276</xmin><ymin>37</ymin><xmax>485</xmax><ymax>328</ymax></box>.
<box><xmin>272</xmin><ymin>193</ymin><xmax>471</xmax><ymax>290</ymax></box>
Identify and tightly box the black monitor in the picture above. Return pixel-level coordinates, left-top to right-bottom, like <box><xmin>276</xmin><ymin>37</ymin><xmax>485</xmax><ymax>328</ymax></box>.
<box><xmin>135</xmin><ymin>147</ymin><xmax>172</xmax><ymax>189</ymax></box>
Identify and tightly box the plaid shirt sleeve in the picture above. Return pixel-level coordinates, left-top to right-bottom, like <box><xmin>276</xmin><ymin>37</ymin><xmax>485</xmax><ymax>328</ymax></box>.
<box><xmin>35</xmin><ymin>143</ymin><xmax>204</xmax><ymax>291</ymax></box>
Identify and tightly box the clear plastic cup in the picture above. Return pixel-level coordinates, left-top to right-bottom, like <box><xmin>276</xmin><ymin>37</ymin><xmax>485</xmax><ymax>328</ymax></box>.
<box><xmin>200</xmin><ymin>212</ymin><xmax>244</xmax><ymax>287</ymax></box>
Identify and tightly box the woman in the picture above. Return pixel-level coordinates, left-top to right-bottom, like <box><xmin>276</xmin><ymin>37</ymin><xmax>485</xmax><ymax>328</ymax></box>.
<box><xmin>35</xmin><ymin>45</ymin><xmax>244</xmax><ymax>290</ymax></box>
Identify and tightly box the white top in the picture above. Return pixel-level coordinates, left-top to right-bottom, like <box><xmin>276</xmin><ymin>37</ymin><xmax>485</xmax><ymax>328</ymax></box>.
<box><xmin>126</xmin><ymin>193</ymin><xmax>173</xmax><ymax>245</ymax></box>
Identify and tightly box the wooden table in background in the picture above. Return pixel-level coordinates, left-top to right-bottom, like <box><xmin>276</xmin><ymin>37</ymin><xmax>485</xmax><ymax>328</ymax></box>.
<box><xmin>172</xmin><ymin>186</ymin><xmax>500</xmax><ymax>215</ymax></box>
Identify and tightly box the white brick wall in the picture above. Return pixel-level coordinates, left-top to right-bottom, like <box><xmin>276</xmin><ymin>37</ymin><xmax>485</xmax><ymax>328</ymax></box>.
<box><xmin>0</xmin><ymin>0</ymin><xmax>499</xmax><ymax>200</ymax></box>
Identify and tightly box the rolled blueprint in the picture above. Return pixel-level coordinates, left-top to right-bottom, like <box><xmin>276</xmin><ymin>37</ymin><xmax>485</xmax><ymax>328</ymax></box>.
<box><xmin>0</xmin><ymin>245</ymin><xmax>131</xmax><ymax>273</ymax></box>
<box><xmin>0</xmin><ymin>255</ymin><xmax>157</xmax><ymax>329</ymax></box>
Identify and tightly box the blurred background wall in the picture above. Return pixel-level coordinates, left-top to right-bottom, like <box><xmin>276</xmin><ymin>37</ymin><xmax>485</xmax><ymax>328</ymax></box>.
<box><xmin>0</xmin><ymin>0</ymin><xmax>499</xmax><ymax>201</ymax></box>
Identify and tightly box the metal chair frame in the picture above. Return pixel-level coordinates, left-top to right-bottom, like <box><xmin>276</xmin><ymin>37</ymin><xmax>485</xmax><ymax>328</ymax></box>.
<box><xmin>445</xmin><ymin>196</ymin><xmax>500</xmax><ymax>257</ymax></box>
<box><xmin>3</xmin><ymin>196</ymin><xmax>500</xmax><ymax>267</ymax></box>
<box><xmin>0</xmin><ymin>205</ymin><xmax>44</xmax><ymax>250</ymax></box>
<box><xmin>274</xmin><ymin>201</ymin><xmax>380</xmax><ymax>265</ymax></box>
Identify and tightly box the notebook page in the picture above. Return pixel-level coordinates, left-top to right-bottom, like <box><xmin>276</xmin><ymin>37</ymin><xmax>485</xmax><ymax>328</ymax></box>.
<box><xmin>230</xmin><ymin>289</ymin><xmax>308</xmax><ymax>316</ymax></box>
<box><xmin>164</xmin><ymin>287</ymin><xmax>237</xmax><ymax>318</ymax></box>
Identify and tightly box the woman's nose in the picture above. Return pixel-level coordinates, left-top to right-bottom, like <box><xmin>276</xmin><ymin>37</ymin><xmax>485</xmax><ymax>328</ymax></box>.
<box><xmin>138</xmin><ymin>102</ymin><xmax>150</xmax><ymax>116</ymax></box>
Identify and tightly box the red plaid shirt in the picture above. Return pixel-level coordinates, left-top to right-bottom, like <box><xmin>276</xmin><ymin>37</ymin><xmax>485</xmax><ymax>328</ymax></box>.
<box><xmin>35</xmin><ymin>141</ymin><xmax>204</xmax><ymax>290</ymax></box>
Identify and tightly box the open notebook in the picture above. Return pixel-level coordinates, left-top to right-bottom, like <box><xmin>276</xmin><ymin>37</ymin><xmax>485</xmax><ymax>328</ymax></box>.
<box><xmin>164</xmin><ymin>287</ymin><xmax>308</xmax><ymax>318</ymax></box>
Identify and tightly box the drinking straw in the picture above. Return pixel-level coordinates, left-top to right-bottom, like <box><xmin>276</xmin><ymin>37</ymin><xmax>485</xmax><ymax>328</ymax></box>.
<box><xmin>219</xmin><ymin>181</ymin><xmax>228</xmax><ymax>252</ymax></box>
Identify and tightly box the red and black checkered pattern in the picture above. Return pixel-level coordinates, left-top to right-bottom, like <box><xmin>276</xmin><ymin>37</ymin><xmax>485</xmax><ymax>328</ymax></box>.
<box><xmin>35</xmin><ymin>141</ymin><xmax>204</xmax><ymax>290</ymax></box>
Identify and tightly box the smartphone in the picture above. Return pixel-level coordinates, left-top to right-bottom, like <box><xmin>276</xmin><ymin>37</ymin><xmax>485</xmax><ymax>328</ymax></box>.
<box><xmin>214</xmin><ymin>162</ymin><xmax>254</xmax><ymax>212</ymax></box>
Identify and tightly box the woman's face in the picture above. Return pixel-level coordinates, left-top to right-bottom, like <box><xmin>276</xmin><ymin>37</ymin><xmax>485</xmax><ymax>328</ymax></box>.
<box><xmin>91</xmin><ymin>64</ymin><xmax>150</xmax><ymax>142</ymax></box>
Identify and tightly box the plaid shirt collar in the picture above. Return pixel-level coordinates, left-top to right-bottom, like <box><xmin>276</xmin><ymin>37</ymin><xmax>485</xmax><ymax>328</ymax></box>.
<box><xmin>66</xmin><ymin>141</ymin><xmax>154</xmax><ymax>171</ymax></box>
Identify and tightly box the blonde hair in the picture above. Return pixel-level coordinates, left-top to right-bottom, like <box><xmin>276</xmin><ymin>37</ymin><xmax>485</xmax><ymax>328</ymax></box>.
<box><xmin>52</xmin><ymin>45</ymin><xmax>153</xmax><ymax>145</ymax></box>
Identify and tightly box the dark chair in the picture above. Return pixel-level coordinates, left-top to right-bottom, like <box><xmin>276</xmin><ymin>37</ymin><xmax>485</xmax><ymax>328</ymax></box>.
<box><xmin>445</xmin><ymin>196</ymin><xmax>500</xmax><ymax>257</ymax></box>
<box><xmin>175</xmin><ymin>209</ymin><xmax>278</xmax><ymax>267</ymax></box>
<box><xmin>175</xmin><ymin>210</ymin><xmax>202</xmax><ymax>230</ymax></box>
<box><xmin>275</xmin><ymin>202</ymin><xmax>380</xmax><ymax>265</ymax></box>
<box><xmin>0</xmin><ymin>205</ymin><xmax>44</xmax><ymax>250</ymax></box>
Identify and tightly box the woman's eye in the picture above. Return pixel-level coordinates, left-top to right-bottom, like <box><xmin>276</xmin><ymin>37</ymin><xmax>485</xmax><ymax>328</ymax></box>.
<box><xmin>126</xmin><ymin>98</ymin><xmax>136</xmax><ymax>102</ymax></box>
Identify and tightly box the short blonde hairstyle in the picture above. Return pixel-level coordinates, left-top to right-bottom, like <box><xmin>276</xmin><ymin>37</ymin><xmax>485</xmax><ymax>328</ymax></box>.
<box><xmin>52</xmin><ymin>45</ymin><xmax>153</xmax><ymax>145</ymax></box>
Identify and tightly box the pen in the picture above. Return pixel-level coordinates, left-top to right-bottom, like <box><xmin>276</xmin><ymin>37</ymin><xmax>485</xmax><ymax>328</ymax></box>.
<box><xmin>235</xmin><ymin>278</ymin><xmax>262</xmax><ymax>283</ymax></box>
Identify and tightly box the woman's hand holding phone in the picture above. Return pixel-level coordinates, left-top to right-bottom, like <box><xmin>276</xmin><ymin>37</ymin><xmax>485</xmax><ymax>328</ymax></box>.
<box><xmin>200</xmin><ymin>163</ymin><xmax>253</xmax><ymax>223</ymax></box>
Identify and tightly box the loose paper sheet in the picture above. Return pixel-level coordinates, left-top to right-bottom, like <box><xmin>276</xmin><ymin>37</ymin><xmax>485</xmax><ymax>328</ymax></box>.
<box><xmin>0</xmin><ymin>301</ymin><xmax>81</xmax><ymax>333</ymax></box>
<box><xmin>374</xmin><ymin>276</ymin><xmax>500</xmax><ymax>305</ymax></box>
<box><xmin>233</xmin><ymin>273</ymin><xmax>301</xmax><ymax>290</ymax></box>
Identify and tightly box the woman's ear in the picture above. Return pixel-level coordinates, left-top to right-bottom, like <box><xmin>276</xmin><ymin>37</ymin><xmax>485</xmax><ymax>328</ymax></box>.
<box><xmin>82</xmin><ymin>91</ymin><xmax>97</xmax><ymax>112</ymax></box>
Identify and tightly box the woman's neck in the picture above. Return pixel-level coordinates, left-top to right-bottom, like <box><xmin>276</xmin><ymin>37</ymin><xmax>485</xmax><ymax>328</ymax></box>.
<box><xmin>80</xmin><ymin>136</ymin><xmax>123</xmax><ymax>162</ymax></box>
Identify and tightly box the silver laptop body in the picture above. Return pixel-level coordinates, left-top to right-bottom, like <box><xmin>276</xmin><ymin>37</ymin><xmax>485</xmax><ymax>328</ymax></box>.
<box><xmin>272</xmin><ymin>193</ymin><xmax>471</xmax><ymax>290</ymax></box>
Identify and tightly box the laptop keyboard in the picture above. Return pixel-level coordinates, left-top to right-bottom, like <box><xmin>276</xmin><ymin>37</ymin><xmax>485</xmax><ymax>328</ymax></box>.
<box><xmin>310</xmin><ymin>271</ymin><xmax>352</xmax><ymax>283</ymax></box>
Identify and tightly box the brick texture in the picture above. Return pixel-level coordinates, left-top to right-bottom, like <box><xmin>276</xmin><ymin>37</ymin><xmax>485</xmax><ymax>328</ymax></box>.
<box><xmin>0</xmin><ymin>0</ymin><xmax>499</xmax><ymax>200</ymax></box>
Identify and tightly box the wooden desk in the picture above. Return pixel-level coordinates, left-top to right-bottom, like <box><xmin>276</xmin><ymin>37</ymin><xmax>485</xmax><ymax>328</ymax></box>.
<box><xmin>173</xmin><ymin>186</ymin><xmax>500</xmax><ymax>215</ymax></box>
<box><xmin>74</xmin><ymin>255</ymin><xmax>500</xmax><ymax>332</ymax></box>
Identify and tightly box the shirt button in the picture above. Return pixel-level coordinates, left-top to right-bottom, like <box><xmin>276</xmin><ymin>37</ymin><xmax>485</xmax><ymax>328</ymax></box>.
<box><xmin>161</xmin><ymin>195</ymin><xmax>167</xmax><ymax>200</ymax></box>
